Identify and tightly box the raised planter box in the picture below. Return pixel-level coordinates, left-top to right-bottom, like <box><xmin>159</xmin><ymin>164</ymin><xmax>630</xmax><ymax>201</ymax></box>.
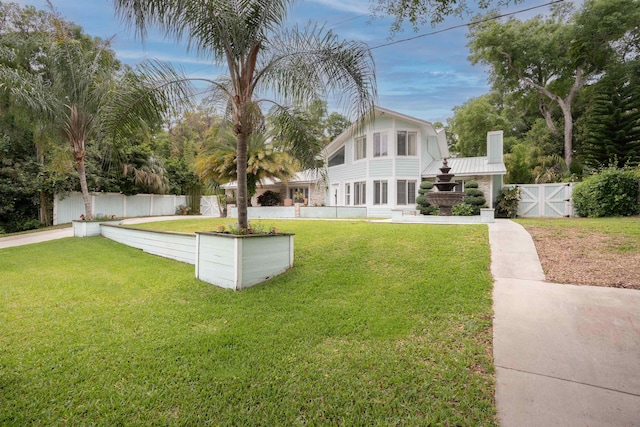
<box><xmin>196</xmin><ymin>232</ymin><xmax>294</xmax><ymax>291</ymax></box>
<box><xmin>72</xmin><ymin>220</ymin><xmax>121</xmax><ymax>237</ymax></box>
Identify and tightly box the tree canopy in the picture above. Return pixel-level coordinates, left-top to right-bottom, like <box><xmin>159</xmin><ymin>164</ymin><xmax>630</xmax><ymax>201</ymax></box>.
<box><xmin>468</xmin><ymin>0</ymin><xmax>640</xmax><ymax>168</ymax></box>
<box><xmin>113</xmin><ymin>0</ymin><xmax>377</xmax><ymax>230</ymax></box>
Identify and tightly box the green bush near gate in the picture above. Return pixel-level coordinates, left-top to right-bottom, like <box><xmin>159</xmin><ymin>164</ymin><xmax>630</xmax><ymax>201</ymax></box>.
<box><xmin>572</xmin><ymin>166</ymin><xmax>640</xmax><ymax>217</ymax></box>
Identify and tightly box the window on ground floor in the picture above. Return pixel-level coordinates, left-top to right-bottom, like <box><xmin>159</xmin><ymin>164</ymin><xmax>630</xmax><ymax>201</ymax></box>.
<box><xmin>289</xmin><ymin>187</ymin><xmax>309</xmax><ymax>201</ymax></box>
<box><xmin>396</xmin><ymin>180</ymin><xmax>417</xmax><ymax>205</ymax></box>
<box><xmin>354</xmin><ymin>181</ymin><xmax>366</xmax><ymax>205</ymax></box>
<box><xmin>373</xmin><ymin>180</ymin><xmax>388</xmax><ymax>205</ymax></box>
<box><xmin>344</xmin><ymin>183</ymin><xmax>351</xmax><ymax>205</ymax></box>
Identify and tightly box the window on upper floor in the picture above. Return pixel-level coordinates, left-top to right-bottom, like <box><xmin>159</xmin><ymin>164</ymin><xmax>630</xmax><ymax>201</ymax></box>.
<box><xmin>328</xmin><ymin>146</ymin><xmax>345</xmax><ymax>167</ymax></box>
<box><xmin>373</xmin><ymin>132</ymin><xmax>388</xmax><ymax>157</ymax></box>
<box><xmin>397</xmin><ymin>180</ymin><xmax>417</xmax><ymax>205</ymax></box>
<box><xmin>397</xmin><ymin>131</ymin><xmax>417</xmax><ymax>156</ymax></box>
<box><xmin>354</xmin><ymin>136</ymin><xmax>366</xmax><ymax>161</ymax></box>
<box><xmin>373</xmin><ymin>180</ymin><xmax>388</xmax><ymax>205</ymax></box>
<box><xmin>354</xmin><ymin>181</ymin><xmax>366</xmax><ymax>205</ymax></box>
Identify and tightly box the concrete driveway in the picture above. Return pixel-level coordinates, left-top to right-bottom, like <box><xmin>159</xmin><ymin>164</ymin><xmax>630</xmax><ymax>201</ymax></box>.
<box><xmin>489</xmin><ymin>220</ymin><xmax>640</xmax><ymax>426</ymax></box>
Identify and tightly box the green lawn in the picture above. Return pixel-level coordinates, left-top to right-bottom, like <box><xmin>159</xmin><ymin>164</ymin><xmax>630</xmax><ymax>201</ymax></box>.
<box><xmin>0</xmin><ymin>220</ymin><xmax>495</xmax><ymax>425</ymax></box>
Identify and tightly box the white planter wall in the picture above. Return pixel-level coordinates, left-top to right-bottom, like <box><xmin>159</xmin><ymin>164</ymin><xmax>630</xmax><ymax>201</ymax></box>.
<box><xmin>73</xmin><ymin>220</ymin><xmax>121</xmax><ymax>237</ymax></box>
<box><xmin>100</xmin><ymin>225</ymin><xmax>197</xmax><ymax>264</ymax></box>
<box><xmin>76</xmin><ymin>223</ymin><xmax>294</xmax><ymax>290</ymax></box>
<box><xmin>196</xmin><ymin>232</ymin><xmax>294</xmax><ymax>290</ymax></box>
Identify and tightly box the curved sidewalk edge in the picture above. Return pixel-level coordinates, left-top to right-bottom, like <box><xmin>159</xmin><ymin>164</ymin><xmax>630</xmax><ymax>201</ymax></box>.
<box><xmin>488</xmin><ymin>220</ymin><xmax>640</xmax><ymax>427</ymax></box>
<box><xmin>0</xmin><ymin>227</ymin><xmax>73</xmax><ymax>249</ymax></box>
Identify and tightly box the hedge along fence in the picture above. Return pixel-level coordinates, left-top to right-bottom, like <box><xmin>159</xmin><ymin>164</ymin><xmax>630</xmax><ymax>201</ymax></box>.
<box><xmin>572</xmin><ymin>167</ymin><xmax>640</xmax><ymax>217</ymax></box>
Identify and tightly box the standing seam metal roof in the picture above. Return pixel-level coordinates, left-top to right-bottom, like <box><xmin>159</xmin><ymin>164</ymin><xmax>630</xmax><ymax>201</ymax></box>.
<box><xmin>422</xmin><ymin>156</ymin><xmax>507</xmax><ymax>177</ymax></box>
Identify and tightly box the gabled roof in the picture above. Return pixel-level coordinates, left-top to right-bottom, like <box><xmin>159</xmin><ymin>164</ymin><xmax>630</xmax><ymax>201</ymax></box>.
<box><xmin>324</xmin><ymin>106</ymin><xmax>449</xmax><ymax>158</ymax></box>
<box><xmin>422</xmin><ymin>156</ymin><xmax>507</xmax><ymax>178</ymax></box>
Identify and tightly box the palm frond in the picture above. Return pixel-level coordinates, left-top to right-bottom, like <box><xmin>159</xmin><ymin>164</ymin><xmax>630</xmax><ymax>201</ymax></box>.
<box><xmin>101</xmin><ymin>59</ymin><xmax>196</xmax><ymax>140</ymax></box>
<box><xmin>260</xmin><ymin>23</ymin><xmax>377</xmax><ymax>121</ymax></box>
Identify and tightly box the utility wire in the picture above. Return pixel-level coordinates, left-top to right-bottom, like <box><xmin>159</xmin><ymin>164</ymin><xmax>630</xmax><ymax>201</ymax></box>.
<box><xmin>369</xmin><ymin>0</ymin><xmax>565</xmax><ymax>50</ymax></box>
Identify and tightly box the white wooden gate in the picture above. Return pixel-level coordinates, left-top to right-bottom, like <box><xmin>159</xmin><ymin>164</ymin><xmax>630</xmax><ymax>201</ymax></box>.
<box><xmin>508</xmin><ymin>183</ymin><xmax>574</xmax><ymax>218</ymax></box>
<box><xmin>200</xmin><ymin>196</ymin><xmax>220</xmax><ymax>217</ymax></box>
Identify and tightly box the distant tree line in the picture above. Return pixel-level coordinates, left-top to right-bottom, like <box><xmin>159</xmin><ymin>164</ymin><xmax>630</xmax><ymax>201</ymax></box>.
<box><xmin>446</xmin><ymin>0</ymin><xmax>640</xmax><ymax>184</ymax></box>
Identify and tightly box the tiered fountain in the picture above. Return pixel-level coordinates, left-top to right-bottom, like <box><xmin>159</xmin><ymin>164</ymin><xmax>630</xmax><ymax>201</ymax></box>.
<box><xmin>426</xmin><ymin>158</ymin><xmax>464</xmax><ymax>216</ymax></box>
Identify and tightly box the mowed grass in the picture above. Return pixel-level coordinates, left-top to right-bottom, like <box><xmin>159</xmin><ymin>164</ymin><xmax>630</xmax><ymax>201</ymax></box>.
<box><xmin>0</xmin><ymin>220</ymin><xmax>495</xmax><ymax>425</ymax></box>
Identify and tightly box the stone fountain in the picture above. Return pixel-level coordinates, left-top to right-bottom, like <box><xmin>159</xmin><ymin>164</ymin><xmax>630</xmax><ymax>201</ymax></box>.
<box><xmin>426</xmin><ymin>158</ymin><xmax>464</xmax><ymax>216</ymax></box>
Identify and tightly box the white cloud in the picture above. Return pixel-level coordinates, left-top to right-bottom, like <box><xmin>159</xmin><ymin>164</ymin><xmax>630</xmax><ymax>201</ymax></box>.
<box><xmin>307</xmin><ymin>0</ymin><xmax>369</xmax><ymax>15</ymax></box>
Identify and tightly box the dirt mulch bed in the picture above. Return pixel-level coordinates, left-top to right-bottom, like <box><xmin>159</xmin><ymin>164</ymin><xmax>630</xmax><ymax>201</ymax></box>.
<box><xmin>523</xmin><ymin>226</ymin><xmax>640</xmax><ymax>290</ymax></box>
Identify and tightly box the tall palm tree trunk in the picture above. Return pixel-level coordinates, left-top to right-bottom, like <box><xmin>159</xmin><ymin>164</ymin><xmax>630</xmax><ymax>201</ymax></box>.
<box><xmin>236</xmin><ymin>132</ymin><xmax>249</xmax><ymax>230</ymax></box>
<box><xmin>76</xmin><ymin>156</ymin><xmax>93</xmax><ymax>220</ymax></box>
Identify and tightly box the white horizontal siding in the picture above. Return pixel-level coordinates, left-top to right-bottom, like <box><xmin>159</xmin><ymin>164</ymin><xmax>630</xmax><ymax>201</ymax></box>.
<box><xmin>395</xmin><ymin>158</ymin><xmax>420</xmax><ymax>176</ymax></box>
<box><xmin>328</xmin><ymin>161</ymin><xmax>367</xmax><ymax>183</ymax></box>
<box><xmin>299</xmin><ymin>207</ymin><xmax>367</xmax><ymax>218</ymax></box>
<box><xmin>196</xmin><ymin>234</ymin><xmax>237</xmax><ymax>289</ymax></box>
<box><xmin>240</xmin><ymin>235</ymin><xmax>293</xmax><ymax>289</ymax></box>
<box><xmin>368</xmin><ymin>159</ymin><xmax>393</xmax><ymax>177</ymax></box>
<box><xmin>101</xmin><ymin>225</ymin><xmax>196</xmax><ymax>264</ymax></box>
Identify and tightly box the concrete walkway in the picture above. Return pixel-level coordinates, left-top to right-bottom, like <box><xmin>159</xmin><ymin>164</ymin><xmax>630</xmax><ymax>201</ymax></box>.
<box><xmin>0</xmin><ymin>227</ymin><xmax>73</xmax><ymax>249</ymax></box>
<box><xmin>488</xmin><ymin>220</ymin><xmax>640</xmax><ymax>426</ymax></box>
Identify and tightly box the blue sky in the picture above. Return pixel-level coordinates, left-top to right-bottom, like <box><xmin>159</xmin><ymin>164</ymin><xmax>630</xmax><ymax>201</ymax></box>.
<box><xmin>16</xmin><ymin>0</ymin><xmax>558</xmax><ymax>123</ymax></box>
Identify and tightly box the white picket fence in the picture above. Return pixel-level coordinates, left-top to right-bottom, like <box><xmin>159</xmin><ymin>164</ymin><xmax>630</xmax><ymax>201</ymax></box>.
<box><xmin>54</xmin><ymin>193</ymin><xmax>220</xmax><ymax>225</ymax></box>
<box><xmin>504</xmin><ymin>183</ymin><xmax>575</xmax><ymax>218</ymax></box>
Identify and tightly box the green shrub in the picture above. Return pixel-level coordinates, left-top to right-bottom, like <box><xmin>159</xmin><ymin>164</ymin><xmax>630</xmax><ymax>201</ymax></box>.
<box><xmin>464</xmin><ymin>188</ymin><xmax>484</xmax><ymax>197</ymax></box>
<box><xmin>496</xmin><ymin>187</ymin><xmax>521</xmax><ymax>218</ymax></box>
<box><xmin>257</xmin><ymin>190</ymin><xmax>282</xmax><ymax>206</ymax></box>
<box><xmin>451</xmin><ymin>202</ymin><xmax>475</xmax><ymax>216</ymax></box>
<box><xmin>572</xmin><ymin>167</ymin><xmax>640</xmax><ymax>217</ymax></box>
<box><xmin>416</xmin><ymin>181</ymin><xmax>438</xmax><ymax>215</ymax></box>
<box><xmin>462</xmin><ymin>182</ymin><xmax>486</xmax><ymax>215</ymax></box>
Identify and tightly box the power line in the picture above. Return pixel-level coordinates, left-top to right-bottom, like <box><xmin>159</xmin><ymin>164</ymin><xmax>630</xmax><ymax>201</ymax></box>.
<box><xmin>369</xmin><ymin>0</ymin><xmax>565</xmax><ymax>51</ymax></box>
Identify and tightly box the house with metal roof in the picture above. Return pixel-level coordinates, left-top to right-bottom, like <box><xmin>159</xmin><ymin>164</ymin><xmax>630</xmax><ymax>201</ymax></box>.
<box><xmin>322</xmin><ymin>106</ymin><xmax>506</xmax><ymax>217</ymax></box>
<box><xmin>225</xmin><ymin>106</ymin><xmax>506</xmax><ymax>217</ymax></box>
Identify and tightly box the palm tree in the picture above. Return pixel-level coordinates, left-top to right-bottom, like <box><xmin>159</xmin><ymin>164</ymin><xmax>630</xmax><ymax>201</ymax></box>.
<box><xmin>0</xmin><ymin>10</ymin><xmax>173</xmax><ymax>220</ymax></box>
<box><xmin>196</xmin><ymin>127</ymin><xmax>297</xmax><ymax>205</ymax></box>
<box><xmin>113</xmin><ymin>0</ymin><xmax>377</xmax><ymax>230</ymax></box>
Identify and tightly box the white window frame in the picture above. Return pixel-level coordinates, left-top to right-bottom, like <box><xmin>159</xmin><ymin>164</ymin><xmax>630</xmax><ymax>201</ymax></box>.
<box><xmin>289</xmin><ymin>187</ymin><xmax>309</xmax><ymax>200</ymax></box>
<box><xmin>345</xmin><ymin>183</ymin><xmax>351</xmax><ymax>205</ymax></box>
<box><xmin>373</xmin><ymin>132</ymin><xmax>388</xmax><ymax>157</ymax></box>
<box><xmin>354</xmin><ymin>136</ymin><xmax>366</xmax><ymax>161</ymax></box>
<box><xmin>354</xmin><ymin>181</ymin><xmax>366</xmax><ymax>205</ymax></box>
<box><xmin>373</xmin><ymin>180</ymin><xmax>388</xmax><ymax>205</ymax></box>
<box><xmin>397</xmin><ymin>131</ymin><xmax>417</xmax><ymax>156</ymax></box>
<box><xmin>328</xmin><ymin>146</ymin><xmax>345</xmax><ymax>167</ymax></box>
<box><xmin>396</xmin><ymin>180</ymin><xmax>417</xmax><ymax>205</ymax></box>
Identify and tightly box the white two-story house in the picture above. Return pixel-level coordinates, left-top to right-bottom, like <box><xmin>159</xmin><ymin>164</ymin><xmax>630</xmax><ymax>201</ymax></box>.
<box><xmin>323</xmin><ymin>106</ymin><xmax>506</xmax><ymax>217</ymax></box>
